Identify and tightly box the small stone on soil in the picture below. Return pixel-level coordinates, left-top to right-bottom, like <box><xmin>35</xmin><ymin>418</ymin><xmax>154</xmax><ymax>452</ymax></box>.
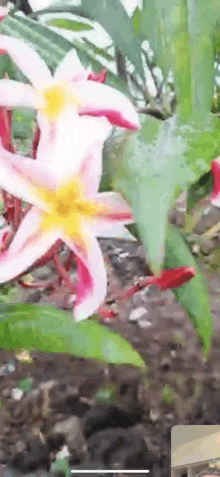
<box><xmin>201</xmin><ymin>239</ymin><xmax>216</xmax><ymax>255</ymax></box>
<box><xmin>129</xmin><ymin>307</ymin><xmax>148</xmax><ymax>321</ymax></box>
<box><xmin>192</xmin><ymin>243</ymin><xmax>200</xmax><ymax>255</ymax></box>
<box><xmin>138</xmin><ymin>320</ymin><xmax>152</xmax><ymax>329</ymax></box>
<box><xmin>11</xmin><ymin>388</ymin><xmax>23</xmax><ymax>401</ymax></box>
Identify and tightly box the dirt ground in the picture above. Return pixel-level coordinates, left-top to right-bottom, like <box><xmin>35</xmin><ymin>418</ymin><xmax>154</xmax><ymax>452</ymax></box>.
<box><xmin>2</xmin><ymin>204</ymin><xmax>220</xmax><ymax>477</ymax></box>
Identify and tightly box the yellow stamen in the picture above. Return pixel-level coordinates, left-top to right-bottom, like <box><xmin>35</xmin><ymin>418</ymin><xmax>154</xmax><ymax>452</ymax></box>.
<box><xmin>37</xmin><ymin>178</ymin><xmax>108</xmax><ymax>249</ymax></box>
<box><xmin>40</xmin><ymin>81</ymin><xmax>82</xmax><ymax>120</ymax></box>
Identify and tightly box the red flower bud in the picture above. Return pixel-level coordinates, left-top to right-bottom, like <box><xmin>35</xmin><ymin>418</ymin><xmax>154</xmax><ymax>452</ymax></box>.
<box><xmin>88</xmin><ymin>69</ymin><xmax>107</xmax><ymax>83</ymax></box>
<box><xmin>147</xmin><ymin>266</ymin><xmax>195</xmax><ymax>290</ymax></box>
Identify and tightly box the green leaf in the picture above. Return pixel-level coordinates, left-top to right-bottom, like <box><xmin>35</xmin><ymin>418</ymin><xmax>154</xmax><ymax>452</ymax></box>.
<box><xmin>30</xmin><ymin>1</ymin><xmax>144</xmax><ymax>80</ymax></box>
<box><xmin>0</xmin><ymin>54</ymin><xmax>17</xmax><ymax>80</ymax></box>
<box><xmin>81</xmin><ymin>38</ymin><xmax>114</xmax><ymax>61</ymax></box>
<box><xmin>81</xmin><ymin>0</ymin><xmax>144</xmax><ymax>78</ymax></box>
<box><xmin>164</xmin><ymin>225</ymin><xmax>213</xmax><ymax>353</ymax></box>
<box><xmin>113</xmin><ymin>115</ymin><xmax>189</xmax><ymax>273</ymax></box>
<box><xmin>12</xmin><ymin>108</ymin><xmax>34</xmax><ymax>140</ymax></box>
<box><xmin>162</xmin><ymin>385</ymin><xmax>175</xmax><ymax>404</ymax></box>
<box><xmin>141</xmin><ymin>0</ymin><xmax>167</xmax><ymax>74</ymax></box>
<box><xmin>132</xmin><ymin>6</ymin><xmax>142</xmax><ymax>37</ymax></box>
<box><xmin>0</xmin><ymin>304</ymin><xmax>145</xmax><ymax>367</ymax></box>
<box><xmin>141</xmin><ymin>0</ymin><xmax>217</xmax><ymax>120</ymax></box>
<box><xmin>51</xmin><ymin>457</ymin><xmax>71</xmax><ymax>477</ymax></box>
<box><xmin>29</xmin><ymin>5</ymin><xmax>94</xmax><ymax>21</ymax></box>
<box><xmin>1</xmin><ymin>14</ymin><xmax>128</xmax><ymax>95</ymax></box>
<box><xmin>112</xmin><ymin>112</ymin><xmax>219</xmax><ymax>273</ymax></box>
<box><xmin>18</xmin><ymin>377</ymin><xmax>33</xmax><ymax>393</ymax></box>
<box><xmin>94</xmin><ymin>384</ymin><xmax>117</xmax><ymax>401</ymax></box>
<box><xmin>46</xmin><ymin>18</ymin><xmax>94</xmax><ymax>31</ymax></box>
<box><xmin>1</xmin><ymin>14</ymin><xmax>73</xmax><ymax>70</ymax></box>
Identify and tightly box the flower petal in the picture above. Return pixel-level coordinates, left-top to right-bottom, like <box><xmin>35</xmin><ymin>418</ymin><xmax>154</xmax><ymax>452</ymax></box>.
<box><xmin>37</xmin><ymin>113</ymin><xmax>111</xmax><ymax>183</ymax></box>
<box><xmin>0</xmin><ymin>80</ymin><xmax>40</xmax><ymax>108</ymax></box>
<box><xmin>0</xmin><ymin>144</ymin><xmax>52</xmax><ymax>209</ymax></box>
<box><xmin>0</xmin><ymin>35</ymin><xmax>52</xmax><ymax>88</ymax></box>
<box><xmin>77</xmin><ymin>118</ymin><xmax>112</xmax><ymax>194</ymax></box>
<box><xmin>0</xmin><ymin>207</ymin><xmax>59</xmax><ymax>283</ymax></box>
<box><xmin>55</xmin><ymin>48</ymin><xmax>89</xmax><ymax>82</ymax></box>
<box><xmin>63</xmin><ymin>231</ymin><xmax>107</xmax><ymax>321</ymax></box>
<box><xmin>89</xmin><ymin>191</ymin><xmax>133</xmax><ymax>222</ymax></box>
<box><xmin>75</xmin><ymin>80</ymin><xmax>140</xmax><ymax>129</ymax></box>
<box><xmin>0</xmin><ymin>224</ymin><xmax>11</xmax><ymax>251</ymax></box>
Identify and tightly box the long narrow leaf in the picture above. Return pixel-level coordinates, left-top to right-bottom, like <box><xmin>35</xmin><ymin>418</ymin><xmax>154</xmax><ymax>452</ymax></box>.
<box><xmin>164</xmin><ymin>225</ymin><xmax>212</xmax><ymax>353</ymax></box>
<box><xmin>0</xmin><ymin>304</ymin><xmax>145</xmax><ymax>367</ymax></box>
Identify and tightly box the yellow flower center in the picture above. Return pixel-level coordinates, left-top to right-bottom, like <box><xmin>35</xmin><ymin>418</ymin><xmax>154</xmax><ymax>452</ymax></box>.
<box><xmin>38</xmin><ymin>178</ymin><xmax>107</xmax><ymax>249</ymax></box>
<box><xmin>40</xmin><ymin>82</ymin><xmax>82</xmax><ymax>119</ymax></box>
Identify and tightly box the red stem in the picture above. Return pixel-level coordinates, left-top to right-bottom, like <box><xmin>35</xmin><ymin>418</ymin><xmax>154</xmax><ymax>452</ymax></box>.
<box><xmin>63</xmin><ymin>249</ymin><xmax>74</xmax><ymax>271</ymax></box>
<box><xmin>53</xmin><ymin>252</ymin><xmax>77</xmax><ymax>293</ymax></box>
<box><xmin>18</xmin><ymin>278</ymin><xmax>58</xmax><ymax>290</ymax></box>
<box><xmin>98</xmin><ymin>305</ymin><xmax>118</xmax><ymax>321</ymax></box>
<box><xmin>114</xmin><ymin>276</ymin><xmax>153</xmax><ymax>302</ymax></box>
<box><xmin>13</xmin><ymin>198</ymin><xmax>21</xmax><ymax>229</ymax></box>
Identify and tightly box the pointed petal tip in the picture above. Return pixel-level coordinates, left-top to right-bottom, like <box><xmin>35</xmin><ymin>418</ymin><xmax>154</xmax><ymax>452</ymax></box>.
<box><xmin>80</xmin><ymin>107</ymin><xmax>140</xmax><ymax>130</ymax></box>
<box><xmin>76</xmin><ymin>80</ymin><xmax>140</xmax><ymax>130</ymax></box>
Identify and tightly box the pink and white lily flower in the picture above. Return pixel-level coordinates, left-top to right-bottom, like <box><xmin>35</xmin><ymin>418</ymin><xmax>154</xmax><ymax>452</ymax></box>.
<box><xmin>0</xmin><ymin>35</ymin><xmax>140</xmax><ymax>155</ymax></box>
<box><xmin>0</xmin><ymin>115</ymin><xmax>134</xmax><ymax>321</ymax></box>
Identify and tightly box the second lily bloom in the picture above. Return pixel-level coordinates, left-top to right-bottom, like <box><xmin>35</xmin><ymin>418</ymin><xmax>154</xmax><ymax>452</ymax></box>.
<box><xmin>0</xmin><ymin>114</ymin><xmax>134</xmax><ymax>321</ymax></box>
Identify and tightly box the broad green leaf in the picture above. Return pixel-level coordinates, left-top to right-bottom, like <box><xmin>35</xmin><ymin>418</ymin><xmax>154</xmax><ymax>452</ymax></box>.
<box><xmin>112</xmin><ymin>112</ymin><xmax>219</xmax><ymax>273</ymax></box>
<box><xmin>30</xmin><ymin>1</ymin><xmax>144</xmax><ymax>80</ymax></box>
<box><xmin>164</xmin><ymin>225</ymin><xmax>212</xmax><ymax>353</ymax></box>
<box><xmin>177</xmin><ymin>113</ymin><xmax>220</xmax><ymax>180</ymax></box>
<box><xmin>1</xmin><ymin>14</ymin><xmax>128</xmax><ymax>95</ymax></box>
<box><xmin>0</xmin><ymin>304</ymin><xmax>145</xmax><ymax>367</ymax></box>
<box><xmin>46</xmin><ymin>18</ymin><xmax>94</xmax><ymax>31</ymax></box>
<box><xmin>113</xmin><ymin>115</ymin><xmax>188</xmax><ymax>273</ymax></box>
